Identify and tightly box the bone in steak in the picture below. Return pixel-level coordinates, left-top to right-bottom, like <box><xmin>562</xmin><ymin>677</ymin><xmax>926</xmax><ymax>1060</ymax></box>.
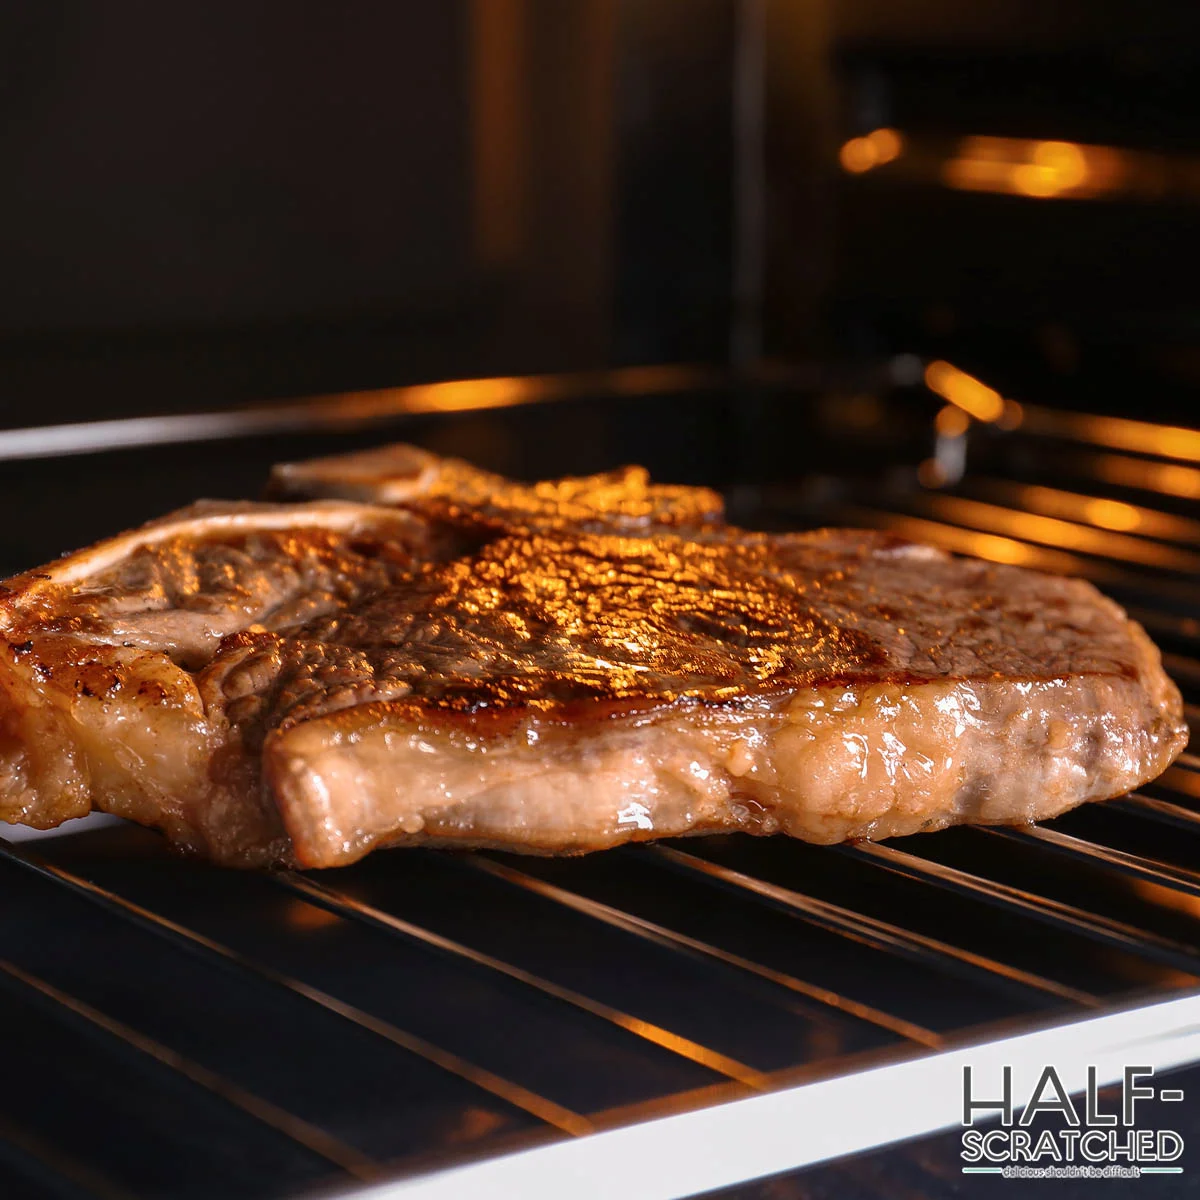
<box><xmin>0</xmin><ymin>447</ymin><xmax>1185</xmax><ymax>867</ymax></box>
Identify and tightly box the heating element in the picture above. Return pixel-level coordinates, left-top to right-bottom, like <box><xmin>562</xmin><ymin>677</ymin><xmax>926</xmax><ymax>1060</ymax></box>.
<box><xmin>3</xmin><ymin>369</ymin><xmax>1200</xmax><ymax>1200</ymax></box>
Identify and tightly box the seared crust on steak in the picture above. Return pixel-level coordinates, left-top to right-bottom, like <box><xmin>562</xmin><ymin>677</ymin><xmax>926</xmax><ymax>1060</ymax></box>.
<box><xmin>0</xmin><ymin>500</ymin><xmax>429</xmax><ymax>858</ymax></box>
<box><xmin>268</xmin><ymin>443</ymin><xmax>726</xmax><ymax>534</ymax></box>
<box><xmin>206</xmin><ymin>526</ymin><xmax>1185</xmax><ymax>866</ymax></box>
<box><xmin>0</xmin><ymin>445</ymin><xmax>1187</xmax><ymax>867</ymax></box>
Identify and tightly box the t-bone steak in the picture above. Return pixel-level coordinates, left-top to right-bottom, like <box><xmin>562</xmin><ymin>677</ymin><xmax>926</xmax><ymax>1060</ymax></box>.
<box><xmin>0</xmin><ymin>446</ymin><xmax>1184</xmax><ymax>867</ymax></box>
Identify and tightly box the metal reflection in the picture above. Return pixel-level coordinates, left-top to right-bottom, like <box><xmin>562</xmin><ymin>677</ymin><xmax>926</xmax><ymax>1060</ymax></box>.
<box><xmin>919</xmin><ymin>493</ymin><xmax>1200</xmax><ymax>573</ymax></box>
<box><xmin>278</xmin><ymin>872</ymin><xmax>770</xmax><ymax>1091</ymax></box>
<box><xmin>973</xmin><ymin>481</ymin><xmax>1200</xmax><ymax>545</ymax></box>
<box><xmin>463</xmin><ymin>855</ymin><xmax>941</xmax><ymax>1046</ymax></box>
<box><xmin>0</xmin><ymin>838</ymin><xmax>588</xmax><ymax>1136</ymax></box>
<box><xmin>0</xmin><ymin>364</ymin><xmax>721</xmax><ymax>462</ymax></box>
<box><xmin>1020</xmin><ymin>406</ymin><xmax>1200</xmax><ymax>463</ymax></box>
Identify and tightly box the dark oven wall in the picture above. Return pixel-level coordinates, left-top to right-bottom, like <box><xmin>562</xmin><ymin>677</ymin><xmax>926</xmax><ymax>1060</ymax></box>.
<box><xmin>7</xmin><ymin>3</ymin><xmax>1200</xmax><ymax>566</ymax></box>
<box><xmin>0</xmin><ymin>2</ymin><xmax>751</xmax><ymax>575</ymax></box>
<box><xmin>0</xmin><ymin>3</ymin><xmax>735</xmax><ymax>428</ymax></box>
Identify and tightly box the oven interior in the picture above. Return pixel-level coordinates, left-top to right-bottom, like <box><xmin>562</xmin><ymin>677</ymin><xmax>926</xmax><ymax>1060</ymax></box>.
<box><xmin>3</xmin><ymin>373</ymin><xmax>1200</xmax><ymax>1199</ymax></box>
<box><xmin>4</xmin><ymin>4</ymin><xmax>1200</xmax><ymax>1197</ymax></box>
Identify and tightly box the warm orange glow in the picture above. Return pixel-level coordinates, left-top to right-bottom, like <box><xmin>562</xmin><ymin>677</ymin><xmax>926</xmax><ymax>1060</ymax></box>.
<box><xmin>965</xmin><ymin>531</ymin><xmax>1038</xmax><ymax>566</ymax></box>
<box><xmin>284</xmin><ymin>900</ymin><xmax>341</xmax><ymax>931</ymax></box>
<box><xmin>987</xmin><ymin>483</ymin><xmax>1200</xmax><ymax>544</ymax></box>
<box><xmin>402</xmin><ymin>377</ymin><xmax>532</xmax><ymax>413</ymax></box>
<box><xmin>839</xmin><ymin>128</ymin><xmax>904</xmax><ymax>174</ymax></box>
<box><xmin>1010</xmin><ymin>164</ymin><xmax>1061</xmax><ymax>197</ymax></box>
<box><xmin>1032</xmin><ymin>141</ymin><xmax>1088</xmax><ymax>187</ymax></box>
<box><xmin>935</xmin><ymin>404</ymin><xmax>970</xmax><ymax>437</ymax></box>
<box><xmin>869</xmin><ymin>127</ymin><xmax>903</xmax><ymax>162</ymax></box>
<box><xmin>1162</xmin><ymin>766</ymin><xmax>1200</xmax><ymax>801</ymax></box>
<box><xmin>839</xmin><ymin>137</ymin><xmax>875</xmax><ymax>173</ymax></box>
<box><xmin>941</xmin><ymin>136</ymin><xmax>1123</xmax><ymax>199</ymax></box>
<box><xmin>925</xmin><ymin>494</ymin><xmax>1200</xmax><ymax>573</ymax></box>
<box><xmin>1081</xmin><ymin>497</ymin><xmax>1142</xmax><ymax>532</ymax></box>
<box><xmin>846</xmin><ymin>127</ymin><xmax>1200</xmax><ymax>202</ymax></box>
<box><xmin>1077</xmin><ymin>417</ymin><xmax>1200</xmax><ymax>462</ymax></box>
<box><xmin>1020</xmin><ymin>407</ymin><xmax>1200</xmax><ymax>463</ymax></box>
<box><xmin>1008</xmin><ymin>485</ymin><xmax>1139</xmax><ymax>533</ymax></box>
<box><xmin>1129</xmin><ymin>877</ymin><xmax>1200</xmax><ymax>921</ymax></box>
<box><xmin>287</xmin><ymin>365</ymin><xmax>714</xmax><ymax>431</ymax></box>
<box><xmin>940</xmin><ymin>157</ymin><xmax>1003</xmax><ymax>192</ymax></box>
<box><xmin>858</xmin><ymin>512</ymin><xmax>1087</xmax><ymax>574</ymax></box>
<box><xmin>317</xmin><ymin>376</ymin><xmax>538</xmax><ymax>424</ymax></box>
<box><xmin>924</xmin><ymin>361</ymin><xmax>1006</xmax><ymax>422</ymax></box>
<box><xmin>1093</xmin><ymin>455</ymin><xmax>1200</xmax><ymax>501</ymax></box>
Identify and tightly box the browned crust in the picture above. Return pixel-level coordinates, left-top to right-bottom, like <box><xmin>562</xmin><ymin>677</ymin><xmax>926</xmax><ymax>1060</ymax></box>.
<box><xmin>0</xmin><ymin>446</ymin><xmax>1187</xmax><ymax>870</ymax></box>
<box><xmin>252</xmin><ymin>652</ymin><xmax>1173</xmax><ymax>741</ymax></box>
<box><xmin>209</xmin><ymin>526</ymin><xmax>1166</xmax><ymax>748</ymax></box>
<box><xmin>261</xmin><ymin>622</ymin><xmax>1186</xmax><ymax>869</ymax></box>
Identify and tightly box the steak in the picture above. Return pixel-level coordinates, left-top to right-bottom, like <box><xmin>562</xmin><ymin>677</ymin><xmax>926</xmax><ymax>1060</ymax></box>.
<box><xmin>0</xmin><ymin>447</ymin><xmax>1186</xmax><ymax>867</ymax></box>
<box><xmin>0</xmin><ymin>499</ymin><xmax>430</xmax><ymax>861</ymax></box>
<box><xmin>267</xmin><ymin>442</ymin><xmax>727</xmax><ymax>534</ymax></box>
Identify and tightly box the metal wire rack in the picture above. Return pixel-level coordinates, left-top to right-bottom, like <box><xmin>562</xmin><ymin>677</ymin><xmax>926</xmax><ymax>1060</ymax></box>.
<box><xmin>3</xmin><ymin>375</ymin><xmax>1200</xmax><ymax>1199</ymax></box>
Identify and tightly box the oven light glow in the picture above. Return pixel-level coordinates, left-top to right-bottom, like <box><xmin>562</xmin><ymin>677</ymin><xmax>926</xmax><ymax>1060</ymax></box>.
<box><xmin>924</xmin><ymin>361</ymin><xmax>1006</xmax><ymax>423</ymax></box>
<box><xmin>941</xmin><ymin>136</ymin><xmax>1124</xmax><ymax>199</ymax></box>
<box><xmin>842</xmin><ymin>127</ymin><xmax>1200</xmax><ymax>202</ymax></box>
<box><xmin>838</xmin><ymin>128</ymin><xmax>904</xmax><ymax>174</ymax></box>
<box><xmin>959</xmin><ymin>531</ymin><xmax>1038</xmax><ymax>566</ymax></box>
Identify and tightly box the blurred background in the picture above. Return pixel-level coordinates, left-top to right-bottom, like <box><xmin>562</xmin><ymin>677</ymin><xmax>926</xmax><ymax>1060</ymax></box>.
<box><xmin>6</xmin><ymin>1</ymin><xmax>1200</xmax><ymax>421</ymax></box>
<box><xmin>5</xmin><ymin>1</ymin><xmax>1200</xmax><ymax>566</ymax></box>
